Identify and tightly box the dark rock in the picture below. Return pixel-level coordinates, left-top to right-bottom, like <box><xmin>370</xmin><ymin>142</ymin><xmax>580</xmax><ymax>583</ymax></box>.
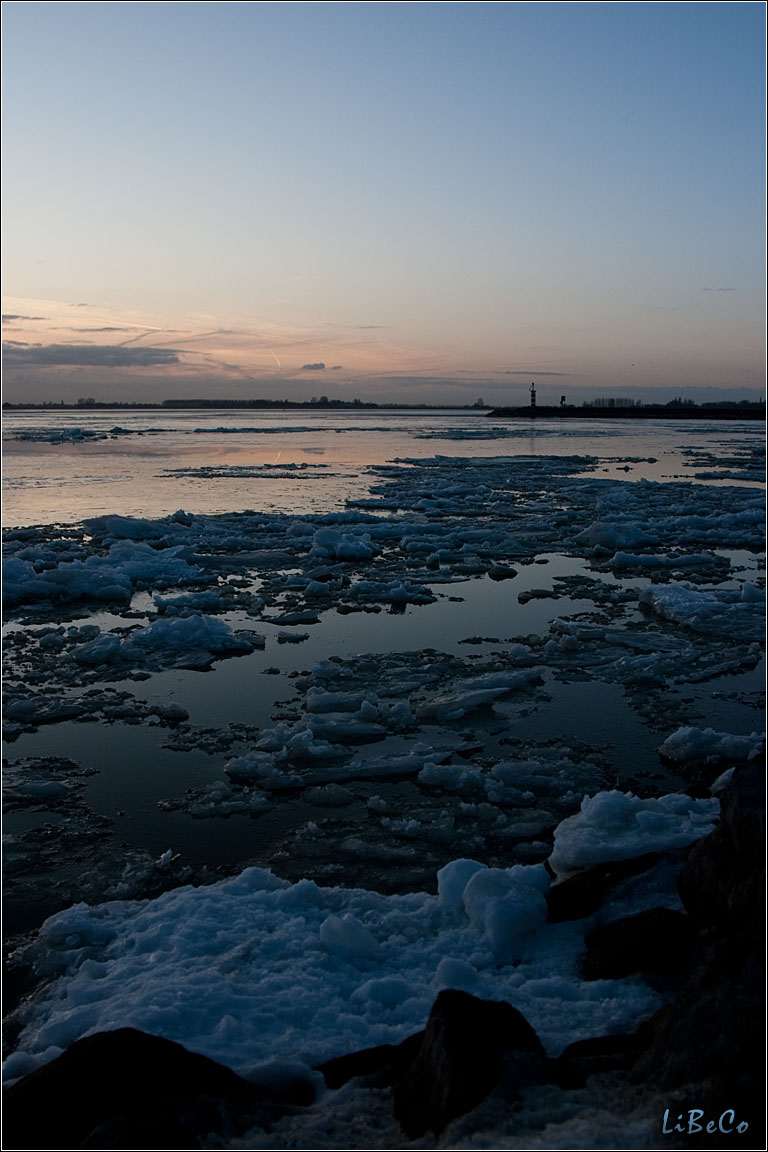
<box><xmin>630</xmin><ymin>941</ymin><xmax>764</xmax><ymax>1125</ymax></box>
<box><xmin>553</xmin><ymin>1032</ymin><xmax>645</xmax><ymax>1089</ymax></box>
<box><xmin>547</xmin><ymin>868</ymin><xmax>607</xmax><ymax>921</ymax></box>
<box><xmin>583</xmin><ymin>907</ymin><xmax>697</xmax><ymax>981</ymax></box>
<box><xmin>547</xmin><ymin>853</ymin><xmax>660</xmax><ymax>922</ymax></box>
<box><xmin>678</xmin><ymin>756</ymin><xmax>765</xmax><ymax>946</ymax></box>
<box><xmin>316</xmin><ymin>1031</ymin><xmax>423</xmax><ymax>1089</ymax></box>
<box><xmin>392</xmin><ymin>988</ymin><xmax>546</xmax><ymax>1138</ymax></box>
<box><xmin>488</xmin><ymin>565</ymin><xmax>518</xmax><ymax>581</ymax></box>
<box><xmin>628</xmin><ymin>760</ymin><xmax>766</xmax><ymax>1143</ymax></box>
<box><xmin>2</xmin><ymin>1027</ymin><xmax>307</xmax><ymax>1151</ymax></box>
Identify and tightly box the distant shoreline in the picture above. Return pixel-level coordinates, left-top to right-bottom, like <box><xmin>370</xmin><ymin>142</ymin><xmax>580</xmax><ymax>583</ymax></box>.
<box><xmin>2</xmin><ymin>401</ymin><xmax>475</xmax><ymax>413</ymax></box>
<box><xmin>2</xmin><ymin>400</ymin><xmax>765</xmax><ymax>420</ymax></box>
<box><xmin>488</xmin><ymin>405</ymin><xmax>766</xmax><ymax>421</ymax></box>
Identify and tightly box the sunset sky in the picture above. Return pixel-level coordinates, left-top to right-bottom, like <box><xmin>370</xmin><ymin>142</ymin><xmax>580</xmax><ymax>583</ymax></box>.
<box><xmin>2</xmin><ymin>1</ymin><xmax>765</xmax><ymax>406</ymax></box>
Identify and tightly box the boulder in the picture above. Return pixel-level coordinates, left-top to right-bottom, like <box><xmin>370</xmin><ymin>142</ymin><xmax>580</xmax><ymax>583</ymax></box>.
<box><xmin>583</xmin><ymin>907</ymin><xmax>697</xmax><ymax>981</ymax></box>
<box><xmin>677</xmin><ymin>755</ymin><xmax>765</xmax><ymax>946</ymax></box>
<box><xmin>316</xmin><ymin>1031</ymin><xmax>423</xmax><ymax>1089</ymax></box>
<box><xmin>630</xmin><ymin>941</ymin><xmax>764</xmax><ymax>1133</ymax></box>
<box><xmin>2</xmin><ymin>1027</ymin><xmax>307</xmax><ymax>1150</ymax></box>
<box><xmin>553</xmin><ymin>1032</ymin><xmax>646</xmax><ymax>1089</ymax></box>
<box><xmin>546</xmin><ymin>853</ymin><xmax>660</xmax><ymax>922</ymax></box>
<box><xmin>629</xmin><ymin>758</ymin><xmax>765</xmax><ymax>1144</ymax></box>
<box><xmin>392</xmin><ymin>988</ymin><xmax>546</xmax><ymax>1138</ymax></box>
<box><xmin>547</xmin><ymin>867</ymin><xmax>607</xmax><ymax>921</ymax></box>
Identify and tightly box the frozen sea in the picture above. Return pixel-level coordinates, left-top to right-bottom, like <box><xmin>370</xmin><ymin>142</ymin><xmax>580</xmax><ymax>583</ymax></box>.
<box><xmin>2</xmin><ymin>409</ymin><xmax>765</xmax><ymax>1147</ymax></box>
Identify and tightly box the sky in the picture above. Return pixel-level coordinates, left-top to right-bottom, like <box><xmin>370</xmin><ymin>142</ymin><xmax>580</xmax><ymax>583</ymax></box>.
<box><xmin>2</xmin><ymin>1</ymin><xmax>765</xmax><ymax>406</ymax></box>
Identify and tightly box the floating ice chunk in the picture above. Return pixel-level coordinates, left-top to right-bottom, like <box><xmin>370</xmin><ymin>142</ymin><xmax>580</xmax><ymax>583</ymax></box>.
<box><xmin>225</xmin><ymin>752</ymin><xmax>305</xmax><ymax>791</ymax></box>
<box><xmin>4</xmin><ymin>697</ymin><xmax>84</xmax><ymax>725</ymax></box>
<box><xmin>2</xmin><ymin>556</ymin><xmax>131</xmax><ymax>607</ymax></box>
<box><xmin>71</xmin><ymin>633</ymin><xmax>123</xmax><ymax>665</ymax></box>
<box><xmin>574</xmin><ymin>522</ymin><xmax>655</xmax><ymax>549</ymax></box>
<box><xmin>310</xmin><ymin>528</ymin><xmax>376</xmax><ymax>561</ymax></box>
<box><xmin>225</xmin><ymin>751</ymin><xmax>275</xmax><ymax>782</ymax></box>
<box><xmin>306</xmin><ymin>714</ymin><xmax>386</xmax><ymax>744</ymax></box>
<box><xmin>84</xmin><ymin>515</ymin><xmax>165</xmax><ymax>541</ymax></box>
<box><xmin>639</xmin><ymin>583</ymin><xmax>762</xmax><ymax>637</ymax></box>
<box><xmin>171</xmin><ymin>780</ymin><xmax>272</xmax><ymax>817</ymax></box>
<box><xmin>549</xmin><ymin>790</ymin><xmax>719</xmax><ymax>878</ymax></box>
<box><xmin>304</xmin><ymin>784</ymin><xmax>355</xmax><ymax>807</ymax></box>
<box><xmin>5</xmin><ymin>780</ymin><xmax>70</xmax><ymax>802</ymax></box>
<box><xmin>278</xmin><ymin>727</ymin><xmax>349</xmax><ymax>763</ymax></box>
<box><xmin>610</xmin><ymin>551</ymin><xmax>720</xmax><ymax>570</ymax></box>
<box><xmin>304</xmin><ymin>580</ymin><xmax>332</xmax><ymax>595</ymax></box>
<box><xmin>153</xmin><ymin>702</ymin><xmax>189</xmax><ymax>723</ymax></box>
<box><xmin>462</xmin><ymin>867</ymin><xmax>549</xmax><ymax>960</ymax></box>
<box><xmin>3</xmin><ymin>541</ymin><xmax>205</xmax><ymax>608</ymax></box>
<box><xmin>416</xmin><ymin>686</ymin><xmax>507</xmax><ymax>722</ymax></box>
<box><xmin>658</xmin><ymin>726</ymin><xmax>764</xmax><ymax>765</ymax></box>
<box><xmin>367</xmin><ymin>795</ymin><xmax>389</xmax><ymax>813</ymax></box>
<box><xmin>456</xmin><ymin>669</ymin><xmax>540</xmax><ymax>692</ymax></box>
<box><xmin>437</xmin><ymin>858</ymin><xmax>486</xmax><ymax>914</ymax></box>
<box><xmin>433</xmin><ymin>957</ymin><xmax>479</xmax><ymax>990</ymax></box>
<box><xmin>418</xmin><ymin>762</ymin><xmax>484</xmax><ymax>795</ymax></box>
<box><xmin>305</xmin><ymin>690</ymin><xmax>376</xmax><ymax>715</ymax></box>
<box><xmin>351</xmin><ymin>976</ymin><xmax>411</xmax><ymax>1007</ymax></box>
<box><xmin>122</xmin><ymin>615</ymin><xmax>254</xmax><ymax>658</ymax></box>
<box><xmin>377</xmin><ymin>700</ymin><xmax>416</xmax><ymax>730</ymax></box>
<box><xmin>154</xmin><ymin>590</ymin><xmax>227</xmax><ymax>615</ymax></box>
<box><xmin>319</xmin><ymin>913</ymin><xmax>382</xmax><ymax>961</ymax></box>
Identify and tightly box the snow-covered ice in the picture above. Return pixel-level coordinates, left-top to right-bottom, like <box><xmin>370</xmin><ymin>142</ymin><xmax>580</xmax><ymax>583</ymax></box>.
<box><xmin>548</xmin><ymin>790</ymin><xmax>719</xmax><ymax>877</ymax></box>
<box><xmin>6</xmin><ymin>786</ymin><xmax>712</xmax><ymax>1088</ymax></box>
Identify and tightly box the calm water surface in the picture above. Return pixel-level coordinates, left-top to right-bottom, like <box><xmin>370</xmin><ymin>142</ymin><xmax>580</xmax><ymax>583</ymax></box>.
<box><xmin>4</xmin><ymin>409</ymin><xmax>762</xmax><ymax>526</ymax></box>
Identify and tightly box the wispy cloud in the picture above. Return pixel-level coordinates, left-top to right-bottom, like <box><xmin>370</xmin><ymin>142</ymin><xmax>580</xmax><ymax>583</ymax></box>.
<box><xmin>703</xmin><ymin>287</ymin><xmax>737</xmax><ymax>292</ymax></box>
<box><xmin>3</xmin><ymin>314</ymin><xmax>48</xmax><ymax>321</ymax></box>
<box><xmin>502</xmin><ymin>369</ymin><xmax>570</xmax><ymax>377</ymax></box>
<box><xmin>2</xmin><ymin>343</ymin><xmax>180</xmax><ymax>367</ymax></box>
<box><xmin>72</xmin><ymin>326</ymin><xmax>145</xmax><ymax>333</ymax></box>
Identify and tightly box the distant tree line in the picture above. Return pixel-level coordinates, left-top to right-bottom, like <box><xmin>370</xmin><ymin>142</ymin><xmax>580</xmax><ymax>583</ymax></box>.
<box><xmin>580</xmin><ymin>397</ymin><xmax>764</xmax><ymax>410</ymax></box>
<box><xmin>160</xmin><ymin>397</ymin><xmax>378</xmax><ymax>409</ymax></box>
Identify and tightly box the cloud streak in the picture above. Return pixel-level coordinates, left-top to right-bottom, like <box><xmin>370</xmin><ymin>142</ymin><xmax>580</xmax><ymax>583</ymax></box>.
<box><xmin>2</xmin><ymin>343</ymin><xmax>180</xmax><ymax>367</ymax></box>
<box><xmin>502</xmin><ymin>370</ymin><xmax>570</xmax><ymax>377</ymax></box>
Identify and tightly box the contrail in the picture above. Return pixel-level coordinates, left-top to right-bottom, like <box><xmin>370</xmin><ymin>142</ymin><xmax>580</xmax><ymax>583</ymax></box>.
<box><xmin>270</xmin><ymin>352</ymin><xmax>283</xmax><ymax>370</ymax></box>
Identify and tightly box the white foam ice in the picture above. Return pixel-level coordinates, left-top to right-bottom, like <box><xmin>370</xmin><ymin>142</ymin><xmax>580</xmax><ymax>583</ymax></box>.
<box><xmin>8</xmin><ymin>792</ymin><xmax>708</xmax><ymax>1088</ymax></box>
<box><xmin>658</xmin><ymin>726</ymin><xmax>764</xmax><ymax>765</ymax></box>
<box><xmin>548</xmin><ymin>790</ymin><xmax>719</xmax><ymax>878</ymax></box>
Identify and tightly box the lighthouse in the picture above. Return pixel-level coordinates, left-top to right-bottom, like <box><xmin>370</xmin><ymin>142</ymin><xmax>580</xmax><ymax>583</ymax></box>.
<box><xmin>530</xmin><ymin>381</ymin><xmax>536</xmax><ymax>408</ymax></box>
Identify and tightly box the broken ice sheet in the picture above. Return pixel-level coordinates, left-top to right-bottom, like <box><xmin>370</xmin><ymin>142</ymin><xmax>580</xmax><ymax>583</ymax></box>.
<box><xmin>2</xmin><ymin>448</ymin><xmax>763</xmax><ymax>945</ymax></box>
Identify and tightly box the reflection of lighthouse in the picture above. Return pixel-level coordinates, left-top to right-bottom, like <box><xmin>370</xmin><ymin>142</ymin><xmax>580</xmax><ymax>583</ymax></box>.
<box><xmin>530</xmin><ymin>381</ymin><xmax>536</xmax><ymax>408</ymax></box>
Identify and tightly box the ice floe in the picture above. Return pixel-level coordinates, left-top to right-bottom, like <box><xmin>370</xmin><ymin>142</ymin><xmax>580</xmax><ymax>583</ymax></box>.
<box><xmin>548</xmin><ymin>791</ymin><xmax>719</xmax><ymax>878</ymax></box>
<box><xmin>5</xmin><ymin>814</ymin><xmax>701</xmax><ymax>1086</ymax></box>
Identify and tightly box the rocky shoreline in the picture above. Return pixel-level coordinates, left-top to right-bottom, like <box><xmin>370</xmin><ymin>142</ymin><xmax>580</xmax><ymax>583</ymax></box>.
<box><xmin>4</xmin><ymin>753</ymin><xmax>763</xmax><ymax>1151</ymax></box>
